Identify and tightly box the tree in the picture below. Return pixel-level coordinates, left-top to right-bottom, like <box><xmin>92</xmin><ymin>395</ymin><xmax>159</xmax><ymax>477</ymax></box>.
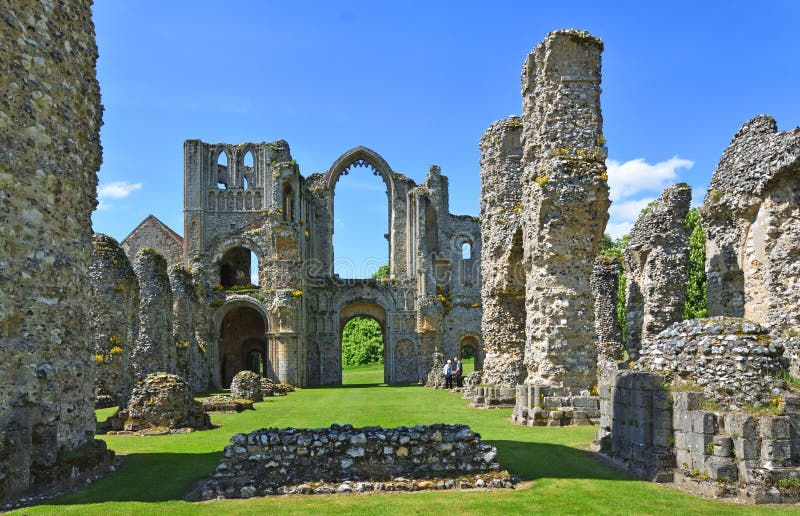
<box><xmin>341</xmin><ymin>316</ymin><xmax>384</xmax><ymax>367</ymax></box>
<box><xmin>599</xmin><ymin>233</ymin><xmax>629</xmax><ymax>341</ymax></box>
<box><xmin>683</xmin><ymin>207</ymin><xmax>707</xmax><ymax>319</ymax></box>
<box><xmin>372</xmin><ymin>264</ymin><xmax>389</xmax><ymax>280</ymax></box>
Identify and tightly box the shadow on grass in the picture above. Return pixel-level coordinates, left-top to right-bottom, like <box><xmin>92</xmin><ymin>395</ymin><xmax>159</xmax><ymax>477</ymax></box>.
<box><xmin>486</xmin><ymin>439</ymin><xmax>631</xmax><ymax>482</ymax></box>
<box><xmin>50</xmin><ymin>451</ymin><xmax>222</xmax><ymax>505</ymax></box>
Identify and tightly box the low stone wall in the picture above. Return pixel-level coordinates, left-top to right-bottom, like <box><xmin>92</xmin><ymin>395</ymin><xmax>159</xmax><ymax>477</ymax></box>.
<box><xmin>193</xmin><ymin>424</ymin><xmax>510</xmax><ymax>499</ymax></box>
<box><xmin>635</xmin><ymin>317</ymin><xmax>788</xmax><ymax>409</ymax></box>
<box><xmin>512</xmin><ymin>385</ymin><xmax>600</xmax><ymax>426</ymax></box>
<box><xmin>597</xmin><ymin>370</ymin><xmax>800</xmax><ymax>504</ymax></box>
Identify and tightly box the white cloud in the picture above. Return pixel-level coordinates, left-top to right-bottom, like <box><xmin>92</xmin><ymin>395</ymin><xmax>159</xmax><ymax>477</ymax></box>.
<box><xmin>606</xmin><ymin>156</ymin><xmax>693</xmax><ymax>202</ymax></box>
<box><xmin>605</xmin><ymin>221</ymin><xmax>634</xmax><ymax>240</ymax></box>
<box><xmin>609</xmin><ymin>197</ymin><xmax>655</xmax><ymax>222</ymax></box>
<box><xmin>604</xmin><ymin>156</ymin><xmax>694</xmax><ymax>239</ymax></box>
<box><xmin>98</xmin><ymin>181</ymin><xmax>142</xmax><ymax>199</ymax></box>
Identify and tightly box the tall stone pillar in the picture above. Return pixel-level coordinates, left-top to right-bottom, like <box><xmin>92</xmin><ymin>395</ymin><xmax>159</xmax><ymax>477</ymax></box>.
<box><xmin>521</xmin><ymin>30</ymin><xmax>610</xmax><ymax>393</ymax></box>
<box><xmin>479</xmin><ymin>116</ymin><xmax>527</xmax><ymax>387</ymax></box>
<box><xmin>623</xmin><ymin>183</ymin><xmax>691</xmax><ymax>357</ymax></box>
<box><xmin>132</xmin><ymin>248</ymin><xmax>175</xmax><ymax>377</ymax></box>
<box><xmin>0</xmin><ymin>0</ymin><xmax>110</xmax><ymax>502</ymax></box>
<box><xmin>90</xmin><ymin>234</ymin><xmax>139</xmax><ymax>406</ymax></box>
<box><xmin>170</xmin><ymin>264</ymin><xmax>210</xmax><ymax>391</ymax></box>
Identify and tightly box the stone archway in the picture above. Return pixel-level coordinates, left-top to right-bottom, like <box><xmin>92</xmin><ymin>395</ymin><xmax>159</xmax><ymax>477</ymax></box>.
<box><xmin>339</xmin><ymin>301</ymin><xmax>388</xmax><ymax>384</ymax></box>
<box><xmin>217</xmin><ymin>302</ymin><xmax>269</xmax><ymax>388</ymax></box>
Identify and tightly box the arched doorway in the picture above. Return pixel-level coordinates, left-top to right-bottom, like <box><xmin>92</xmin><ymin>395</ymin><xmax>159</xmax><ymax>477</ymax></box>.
<box><xmin>219</xmin><ymin>304</ymin><xmax>269</xmax><ymax>387</ymax></box>
<box><xmin>339</xmin><ymin>301</ymin><xmax>387</xmax><ymax>384</ymax></box>
<box><xmin>459</xmin><ymin>335</ymin><xmax>482</xmax><ymax>374</ymax></box>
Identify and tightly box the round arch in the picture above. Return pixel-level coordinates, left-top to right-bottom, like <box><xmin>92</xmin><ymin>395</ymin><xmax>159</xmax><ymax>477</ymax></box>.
<box><xmin>212</xmin><ymin>297</ymin><xmax>270</xmax><ymax>388</ymax></box>
<box><xmin>337</xmin><ymin>299</ymin><xmax>388</xmax><ymax>385</ymax></box>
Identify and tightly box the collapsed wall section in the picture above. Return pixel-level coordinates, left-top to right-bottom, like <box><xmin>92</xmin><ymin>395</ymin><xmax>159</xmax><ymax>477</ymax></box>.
<box><xmin>90</xmin><ymin>234</ymin><xmax>139</xmax><ymax>407</ymax></box>
<box><xmin>521</xmin><ymin>30</ymin><xmax>610</xmax><ymax>393</ymax></box>
<box><xmin>623</xmin><ymin>183</ymin><xmax>691</xmax><ymax>357</ymax></box>
<box><xmin>702</xmin><ymin>116</ymin><xmax>800</xmax><ymax>338</ymax></box>
<box><xmin>0</xmin><ymin>0</ymin><xmax>111</xmax><ymax>502</ymax></box>
<box><xmin>479</xmin><ymin>116</ymin><xmax>526</xmax><ymax>387</ymax></box>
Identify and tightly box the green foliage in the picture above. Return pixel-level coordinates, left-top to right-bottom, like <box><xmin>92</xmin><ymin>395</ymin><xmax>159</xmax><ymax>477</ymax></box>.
<box><xmin>372</xmin><ymin>264</ymin><xmax>390</xmax><ymax>280</ymax></box>
<box><xmin>341</xmin><ymin>316</ymin><xmax>384</xmax><ymax>367</ymax></box>
<box><xmin>684</xmin><ymin>207</ymin><xmax>708</xmax><ymax>319</ymax></box>
<box><xmin>599</xmin><ymin>233</ymin><xmax>629</xmax><ymax>342</ymax></box>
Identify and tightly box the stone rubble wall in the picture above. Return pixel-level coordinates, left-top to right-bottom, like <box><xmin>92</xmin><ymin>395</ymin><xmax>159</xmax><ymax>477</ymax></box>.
<box><xmin>132</xmin><ymin>248</ymin><xmax>175</xmax><ymax>378</ymax></box>
<box><xmin>169</xmin><ymin>264</ymin><xmax>209</xmax><ymax>391</ymax></box>
<box><xmin>702</xmin><ymin>116</ymin><xmax>800</xmax><ymax>337</ymax></box>
<box><xmin>230</xmin><ymin>371</ymin><xmax>263</xmax><ymax>402</ymax></box>
<box><xmin>479</xmin><ymin>116</ymin><xmax>527</xmax><ymax>387</ymax></box>
<box><xmin>521</xmin><ymin>30</ymin><xmax>610</xmax><ymax>393</ymax></box>
<box><xmin>0</xmin><ymin>0</ymin><xmax>112</xmax><ymax>503</ymax></box>
<box><xmin>635</xmin><ymin>317</ymin><xmax>789</xmax><ymax>409</ymax></box>
<box><xmin>196</xmin><ymin>424</ymin><xmax>504</xmax><ymax>499</ymax></box>
<box><xmin>623</xmin><ymin>183</ymin><xmax>691</xmax><ymax>357</ymax></box>
<box><xmin>111</xmin><ymin>373</ymin><xmax>210</xmax><ymax>434</ymax></box>
<box><xmin>591</xmin><ymin>257</ymin><xmax>624</xmax><ymax>362</ymax></box>
<box><xmin>90</xmin><ymin>234</ymin><xmax>139</xmax><ymax>407</ymax></box>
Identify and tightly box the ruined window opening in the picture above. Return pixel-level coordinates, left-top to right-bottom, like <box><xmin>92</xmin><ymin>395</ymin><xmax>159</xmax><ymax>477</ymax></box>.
<box><xmin>217</xmin><ymin>150</ymin><xmax>229</xmax><ymax>190</ymax></box>
<box><xmin>424</xmin><ymin>200</ymin><xmax>439</xmax><ymax>255</ymax></box>
<box><xmin>462</xmin><ymin>241</ymin><xmax>472</xmax><ymax>260</ymax></box>
<box><xmin>283</xmin><ymin>184</ymin><xmax>294</xmax><ymax>222</ymax></box>
<box><xmin>507</xmin><ymin>228</ymin><xmax>525</xmax><ymax>292</ymax></box>
<box><xmin>219</xmin><ymin>246</ymin><xmax>259</xmax><ymax>288</ymax></box>
<box><xmin>242</xmin><ymin>150</ymin><xmax>254</xmax><ymax>190</ymax></box>
<box><xmin>246</xmin><ymin>350</ymin><xmax>263</xmax><ymax>376</ymax></box>
<box><xmin>333</xmin><ymin>161</ymin><xmax>389</xmax><ymax>279</ymax></box>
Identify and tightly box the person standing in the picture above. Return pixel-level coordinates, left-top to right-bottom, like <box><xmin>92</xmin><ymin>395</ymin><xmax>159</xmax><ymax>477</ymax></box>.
<box><xmin>443</xmin><ymin>359</ymin><xmax>453</xmax><ymax>389</ymax></box>
<box><xmin>453</xmin><ymin>356</ymin><xmax>463</xmax><ymax>388</ymax></box>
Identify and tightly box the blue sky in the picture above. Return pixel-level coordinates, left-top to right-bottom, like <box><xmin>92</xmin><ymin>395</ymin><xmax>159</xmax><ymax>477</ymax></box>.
<box><xmin>92</xmin><ymin>1</ymin><xmax>800</xmax><ymax>274</ymax></box>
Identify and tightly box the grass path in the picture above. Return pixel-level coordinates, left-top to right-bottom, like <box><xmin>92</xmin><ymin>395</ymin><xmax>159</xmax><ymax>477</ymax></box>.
<box><xmin>21</xmin><ymin>370</ymin><xmax>800</xmax><ymax>515</ymax></box>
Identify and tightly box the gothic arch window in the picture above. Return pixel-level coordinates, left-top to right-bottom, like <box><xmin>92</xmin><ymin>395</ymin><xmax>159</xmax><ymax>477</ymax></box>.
<box><xmin>242</xmin><ymin>150</ymin><xmax>254</xmax><ymax>190</ymax></box>
<box><xmin>216</xmin><ymin>149</ymin><xmax>229</xmax><ymax>190</ymax></box>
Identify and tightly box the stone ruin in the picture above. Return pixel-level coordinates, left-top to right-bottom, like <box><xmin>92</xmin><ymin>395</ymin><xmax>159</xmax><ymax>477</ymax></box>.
<box><xmin>623</xmin><ymin>183</ymin><xmax>691</xmax><ymax>358</ymax></box>
<box><xmin>230</xmin><ymin>371</ymin><xmax>263</xmax><ymax>402</ymax></box>
<box><xmin>593</xmin><ymin>116</ymin><xmax>800</xmax><ymax>503</ymax></box>
<box><xmin>190</xmin><ymin>424</ymin><xmax>512</xmax><ymax>499</ymax></box>
<box><xmin>2</xmin><ymin>8</ymin><xmax>800</xmax><ymax>505</ymax></box>
<box><xmin>0</xmin><ymin>1</ymin><xmax>114</xmax><ymax>503</ymax></box>
<box><xmin>104</xmin><ymin>373</ymin><xmax>211</xmax><ymax>435</ymax></box>
<box><xmin>90</xmin><ymin>234</ymin><xmax>139</xmax><ymax>408</ymax></box>
<box><xmin>477</xmin><ymin>29</ymin><xmax>611</xmax><ymax>418</ymax></box>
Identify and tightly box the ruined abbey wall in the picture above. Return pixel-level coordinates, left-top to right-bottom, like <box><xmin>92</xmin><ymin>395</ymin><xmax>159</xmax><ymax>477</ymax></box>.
<box><xmin>479</xmin><ymin>117</ymin><xmax>526</xmax><ymax>386</ymax></box>
<box><xmin>132</xmin><ymin>248</ymin><xmax>175</xmax><ymax>378</ymax></box>
<box><xmin>702</xmin><ymin>116</ymin><xmax>800</xmax><ymax>337</ymax></box>
<box><xmin>0</xmin><ymin>0</ymin><xmax>108</xmax><ymax>502</ymax></box>
<box><xmin>90</xmin><ymin>234</ymin><xmax>139</xmax><ymax>406</ymax></box>
<box><xmin>521</xmin><ymin>30</ymin><xmax>610</xmax><ymax>393</ymax></box>
<box><xmin>623</xmin><ymin>183</ymin><xmax>691</xmax><ymax>357</ymax></box>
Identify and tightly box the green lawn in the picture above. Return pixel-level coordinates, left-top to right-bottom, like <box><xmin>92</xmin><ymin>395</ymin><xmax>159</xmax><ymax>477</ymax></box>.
<box><xmin>21</xmin><ymin>377</ymin><xmax>799</xmax><ymax>515</ymax></box>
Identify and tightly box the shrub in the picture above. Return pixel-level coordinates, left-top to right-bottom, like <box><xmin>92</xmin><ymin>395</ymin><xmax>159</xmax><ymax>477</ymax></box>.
<box><xmin>342</xmin><ymin>316</ymin><xmax>383</xmax><ymax>367</ymax></box>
